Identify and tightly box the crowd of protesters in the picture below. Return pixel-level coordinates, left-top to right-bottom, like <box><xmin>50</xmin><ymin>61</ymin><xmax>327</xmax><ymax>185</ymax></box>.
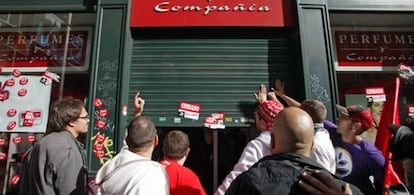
<box><xmin>16</xmin><ymin>78</ymin><xmax>414</xmax><ymax>195</ymax></box>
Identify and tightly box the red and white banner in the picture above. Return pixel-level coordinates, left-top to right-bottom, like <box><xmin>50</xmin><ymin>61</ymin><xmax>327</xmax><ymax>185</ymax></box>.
<box><xmin>130</xmin><ymin>0</ymin><xmax>295</xmax><ymax>27</ymax></box>
<box><xmin>375</xmin><ymin>77</ymin><xmax>405</xmax><ymax>194</ymax></box>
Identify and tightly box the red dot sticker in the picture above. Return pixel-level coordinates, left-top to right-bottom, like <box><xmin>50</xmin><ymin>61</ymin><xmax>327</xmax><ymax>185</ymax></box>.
<box><xmin>94</xmin><ymin>143</ymin><xmax>104</xmax><ymax>151</ymax></box>
<box><xmin>5</xmin><ymin>78</ymin><xmax>15</xmax><ymax>87</ymax></box>
<box><xmin>18</xmin><ymin>89</ymin><xmax>27</xmax><ymax>97</ymax></box>
<box><xmin>12</xmin><ymin>136</ymin><xmax>22</xmax><ymax>144</ymax></box>
<box><xmin>7</xmin><ymin>108</ymin><xmax>17</xmax><ymax>117</ymax></box>
<box><xmin>7</xmin><ymin>121</ymin><xmax>17</xmax><ymax>130</ymax></box>
<box><xmin>0</xmin><ymin>152</ymin><xmax>6</xmax><ymax>160</ymax></box>
<box><xmin>95</xmin><ymin>150</ymin><xmax>106</xmax><ymax>158</ymax></box>
<box><xmin>96</xmin><ymin>134</ymin><xmax>106</xmax><ymax>142</ymax></box>
<box><xmin>19</xmin><ymin>77</ymin><xmax>29</xmax><ymax>85</ymax></box>
<box><xmin>0</xmin><ymin>138</ymin><xmax>7</xmax><ymax>146</ymax></box>
<box><xmin>12</xmin><ymin>69</ymin><xmax>21</xmax><ymax>78</ymax></box>
<box><xmin>10</xmin><ymin>174</ymin><xmax>20</xmax><ymax>185</ymax></box>
<box><xmin>94</xmin><ymin>98</ymin><xmax>103</xmax><ymax>108</ymax></box>
<box><xmin>98</xmin><ymin>109</ymin><xmax>109</xmax><ymax>117</ymax></box>
<box><xmin>26</xmin><ymin>135</ymin><xmax>37</xmax><ymax>142</ymax></box>
<box><xmin>95</xmin><ymin>120</ymin><xmax>107</xmax><ymax>129</ymax></box>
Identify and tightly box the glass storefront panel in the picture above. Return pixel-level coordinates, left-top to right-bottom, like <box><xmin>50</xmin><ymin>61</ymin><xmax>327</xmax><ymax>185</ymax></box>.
<box><xmin>330</xmin><ymin>12</ymin><xmax>414</xmax><ymax>144</ymax></box>
<box><xmin>0</xmin><ymin>13</ymin><xmax>95</xmax><ymax>193</ymax></box>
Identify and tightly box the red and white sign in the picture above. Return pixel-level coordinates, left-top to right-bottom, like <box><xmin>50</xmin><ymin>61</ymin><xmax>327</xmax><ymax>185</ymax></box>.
<box><xmin>408</xmin><ymin>106</ymin><xmax>414</xmax><ymax>117</ymax></box>
<box><xmin>0</xmin><ymin>27</ymin><xmax>92</xmax><ymax>72</ymax></box>
<box><xmin>204</xmin><ymin>112</ymin><xmax>225</xmax><ymax>129</ymax></box>
<box><xmin>130</xmin><ymin>0</ymin><xmax>295</xmax><ymax>27</ymax></box>
<box><xmin>19</xmin><ymin>110</ymin><xmax>42</xmax><ymax>127</ymax></box>
<box><xmin>365</xmin><ymin>87</ymin><xmax>386</xmax><ymax>102</ymax></box>
<box><xmin>0</xmin><ymin>75</ymin><xmax>51</xmax><ymax>133</ymax></box>
<box><xmin>333</xmin><ymin>28</ymin><xmax>414</xmax><ymax>71</ymax></box>
<box><xmin>178</xmin><ymin>101</ymin><xmax>201</xmax><ymax>120</ymax></box>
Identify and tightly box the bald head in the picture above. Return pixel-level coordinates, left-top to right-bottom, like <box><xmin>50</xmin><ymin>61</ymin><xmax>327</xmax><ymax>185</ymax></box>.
<box><xmin>271</xmin><ymin>107</ymin><xmax>314</xmax><ymax>156</ymax></box>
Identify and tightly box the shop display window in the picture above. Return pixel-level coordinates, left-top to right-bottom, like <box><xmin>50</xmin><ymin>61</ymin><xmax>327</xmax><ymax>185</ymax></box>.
<box><xmin>0</xmin><ymin>13</ymin><xmax>94</xmax><ymax>194</ymax></box>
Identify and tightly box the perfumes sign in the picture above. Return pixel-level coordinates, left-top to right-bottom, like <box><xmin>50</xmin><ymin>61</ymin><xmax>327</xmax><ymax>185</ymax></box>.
<box><xmin>0</xmin><ymin>27</ymin><xmax>92</xmax><ymax>72</ymax></box>
<box><xmin>333</xmin><ymin>28</ymin><xmax>414</xmax><ymax>70</ymax></box>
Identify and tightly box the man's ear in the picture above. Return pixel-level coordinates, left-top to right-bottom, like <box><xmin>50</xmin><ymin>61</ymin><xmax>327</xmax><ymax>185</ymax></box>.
<box><xmin>67</xmin><ymin>121</ymin><xmax>76</xmax><ymax>128</ymax></box>
<box><xmin>154</xmin><ymin>134</ymin><xmax>159</xmax><ymax>146</ymax></box>
<box><xmin>352</xmin><ymin>122</ymin><xmax>362</xmax><ymax>134</ymax></box>
<box><xmin>185</xmin><ymin>148</ymin><xmax>190</xmax><ymax>157</ymax></box>
<box><xmin>258</xmin><ymin>118</ymin><xmax>266</xmax><ymax>129</ymax></box>
<box><xmin>270</xmin><ymin>132</ymin><xmax>276</xmax><ymax>150</ymax></box>
<box><xmin>311</xmin><ymin>139</ymin><xmax>314</xmax><ymax>151</ymax></box>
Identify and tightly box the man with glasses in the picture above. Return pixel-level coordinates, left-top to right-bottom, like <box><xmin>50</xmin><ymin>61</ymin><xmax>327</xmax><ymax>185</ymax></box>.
<box><xmin>19</xmin><ymin>97</ymin><xmax>89</xmax><ymax>195</ymax></box>
<box><xmin>325</xmin><ymin>104</ymin><xmax>385</xmax><ymax>195</ymax></box>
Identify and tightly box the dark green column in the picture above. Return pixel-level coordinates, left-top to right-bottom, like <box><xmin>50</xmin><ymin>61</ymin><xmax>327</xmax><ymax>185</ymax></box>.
<box><xmin>86</xmin><ymin>0</ymin><xmax>130</xmax><ymax>176</ymax></box>
<box><xmin>296</xmin><ymin>0</ymin><xmax>338</xmax><ymax>121</ymax></box>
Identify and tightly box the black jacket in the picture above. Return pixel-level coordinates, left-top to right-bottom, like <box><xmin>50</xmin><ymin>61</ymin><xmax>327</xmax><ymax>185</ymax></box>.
<box><xmin>225</xmin><ymin>153</ymin><xmax>363</xmax><ymax>195</ymax></box>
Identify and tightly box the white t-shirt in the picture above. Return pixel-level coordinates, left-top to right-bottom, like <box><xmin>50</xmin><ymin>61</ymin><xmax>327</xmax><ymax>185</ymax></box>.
<box><xmin>95</xmin><ymin>149</ymin><xmax>169</xmax><ymax>195</ymax></box>
<box><xmin>311</xmin><ymin>123</ymin><xmax>336</xmax><ymax>174</ymax></box>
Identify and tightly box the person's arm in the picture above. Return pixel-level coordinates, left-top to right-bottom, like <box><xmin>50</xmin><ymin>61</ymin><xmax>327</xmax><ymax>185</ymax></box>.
<box><xmin>272</xmin><ymin>79</ymin><xmax>301</xmax><ymax>107</ymax></box>
<box><xmin>298</xmin><ymin>170</ymin><xmax>353</xmax><ymax>195</ymax></box>
<box><xmin>360</xmin><ymin>140</ymin><xmax>385</xmax><ymax>193</ymax></box>
<box><xmin>215</xmin><ymin>141</ymin><xmax>264</xmax><ymax>195</ymax></box>
<box><xmin>225</xmin><ymin>173</ymin><xmax>259</xmax><ymax>195</ymax></box>
<box><xmin>122</xmin><ymin>92</ymin><xmax>146</xmax><ymax>150</ymax></box>
<box><xmin>53</xmin><ymin>147</ymin><xmax>86</xmax><ymax>195</ymax></box>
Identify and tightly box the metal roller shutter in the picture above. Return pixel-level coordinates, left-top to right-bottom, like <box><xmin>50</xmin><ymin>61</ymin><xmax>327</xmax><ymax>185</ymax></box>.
<box><xmin>129</xmin><ymin>31</ymin><xmax>293</xmax><ymax>127</ymax></box>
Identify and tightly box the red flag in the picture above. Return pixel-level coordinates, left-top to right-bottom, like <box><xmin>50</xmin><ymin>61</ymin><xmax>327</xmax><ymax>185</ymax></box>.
<box><xmin>375</xmin><ymin>77</ymin><xmax>404</xmax><ymax>194</ymax></box>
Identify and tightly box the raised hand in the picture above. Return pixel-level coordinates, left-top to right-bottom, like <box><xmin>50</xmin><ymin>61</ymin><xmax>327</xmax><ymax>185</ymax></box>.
<box><xmin>298</xmin><ymin>170</ymin><xmax>353</xmax><ymax>195</ymax></box>
<box><xmin>272</xmin><ymin>79</ymin><xmax>285</xmax><ymax>96</ymax></box>
<box><xmin>134</xmin><ymin>92</ymin><xmax>145</xmax><ymax>117</ymax></box>
<box><xmin>254</xmin><ymin>84</ymin><xmax>268</xmax><ymax>103</ymax></box>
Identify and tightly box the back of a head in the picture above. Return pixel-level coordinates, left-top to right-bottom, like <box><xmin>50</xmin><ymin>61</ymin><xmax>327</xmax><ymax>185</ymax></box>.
<box><xmin>300</xmin><ymin>100</ymin><xmax>327</xmax><ymax>123</ymax></box>
<box><xmin>271</xmin><ymin>107</ymin><xmax>314</xmax><ymax>156</ymax></box>
<box><xmin>126</xmin><ymin>116</ymin><xmax>157</xmax><ymax>150</ymax></box>
<box><xmin>162</xmin><ymin>130</ymin><xmax>190</xmax><ymax>160</ymax></box>
<box><xmin>48</xmin><ymin>97</ymin><xmax>84</xmax><ymax>133</ymax></box>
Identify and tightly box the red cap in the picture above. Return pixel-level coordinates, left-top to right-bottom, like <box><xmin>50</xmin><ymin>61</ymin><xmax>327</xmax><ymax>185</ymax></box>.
<box><xmin>257</xmin><ymin>100</ymin><xmax>284</xmax><ymax>130</ymax></box>
<box><xmin>336</xmin><ymin>104</ymin><xmax>373</xmax><ymax>131</ymax></box>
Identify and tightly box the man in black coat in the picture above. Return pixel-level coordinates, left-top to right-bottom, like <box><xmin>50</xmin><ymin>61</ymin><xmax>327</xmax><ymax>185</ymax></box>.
<box><xmin>225</xmin><ymin>107</ymin><xmax>363</xmax><ymax>195</ymax></box>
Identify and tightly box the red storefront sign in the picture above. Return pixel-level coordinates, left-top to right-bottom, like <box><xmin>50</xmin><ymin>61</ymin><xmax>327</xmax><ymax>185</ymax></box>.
<box><xmin>130</xmin><ymin>0</ymin><xmax>295</xmax><ymax>27</ymax></box>
<box><xmin>0</xmin><ymin>27</ymin><xmax>92</xmax><ymax>72</ymax></box>
<box><xmin>334</xmin><ymin>30</ymin><xmax>414</xmax><ymax>68</ymax></box>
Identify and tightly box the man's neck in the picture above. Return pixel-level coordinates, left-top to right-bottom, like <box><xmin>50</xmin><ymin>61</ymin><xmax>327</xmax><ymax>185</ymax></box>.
<box><xmin>64</xmin><ymin>128</ymin><xmax>78</xmax><ymax>138</ymax></box>
<box><xmin>130</xmin><ymin>148</ymin><xmax>153</xmax><ymax>159</ymax></box>
<box><xmin>341</xmin><ymin>133</ymin><xmax>362</xmax><ymax>144</ymax></box>
<box><xmin>165</xmin><ymin>157</ymin><xmax>186</xmax><ymax>166</ymax></box>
